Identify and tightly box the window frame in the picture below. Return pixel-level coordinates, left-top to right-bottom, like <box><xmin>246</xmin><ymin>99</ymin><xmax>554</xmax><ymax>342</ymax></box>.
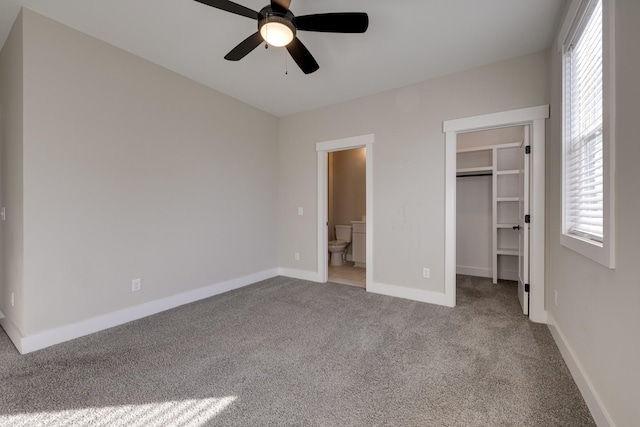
<box><xmin>559</xmin><ymin>0</ymin><xmax>616</xmax><ymax>268</ymax></box>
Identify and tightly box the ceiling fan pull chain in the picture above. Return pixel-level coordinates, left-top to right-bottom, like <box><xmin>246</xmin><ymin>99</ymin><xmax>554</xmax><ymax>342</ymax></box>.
<box><xmin>265</xmin><ymin>15</ymin><xmax>269</xmax><ymax>49</ymax></box>
<box><xmin>264</xmin><ymin>13</ymin><xmax>269</xmax><ymax>50</ymax></box>
<box><xmin>285</xmin><ymin>49</ymin><xmax>288</xmax><ymax>75</ymax></box>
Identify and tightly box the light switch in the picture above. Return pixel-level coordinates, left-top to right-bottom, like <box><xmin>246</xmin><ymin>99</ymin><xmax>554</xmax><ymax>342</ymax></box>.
<box><xmin>298</xmin><ymin>207</ymin><xmax>303</xmax><ymax>216</ymax></box>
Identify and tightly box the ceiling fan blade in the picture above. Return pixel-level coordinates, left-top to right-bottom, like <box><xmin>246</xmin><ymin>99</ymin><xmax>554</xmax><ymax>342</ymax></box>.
<box><xmin>271</xmin><ymin>0</ymin><xmax>291</xmax><ymax>13</ymax></box>
<box><xmin>224</xmin><ymin>32</ymin><xmax>264</xmax><ymax>61</ymax></box>
<box><xmin>295</xmin><ymin>13</ymin><xmax>369</xmax><ymax>33</ymax></box>
<box><xmin>193</xmin><ymin>0</ymin><xmax>259</xmax><ymax>20</ymax></box>
<box><xmin>286</xmin><ymin>37</ymin><xmax>319</xmax><ymax>74</ymax></box>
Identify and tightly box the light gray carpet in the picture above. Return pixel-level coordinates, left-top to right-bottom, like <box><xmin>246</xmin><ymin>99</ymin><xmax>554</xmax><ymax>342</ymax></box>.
<box><xmin>0</xmin><ymin>275</ymin><xmax>594</xmax><ymax>426</ymax></box>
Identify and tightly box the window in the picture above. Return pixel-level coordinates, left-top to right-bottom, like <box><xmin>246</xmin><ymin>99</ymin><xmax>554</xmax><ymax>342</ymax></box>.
<box><xmin>560</xmin><ymin>0</ymin><xmax>615</xmax><ymax>268</ymax></box>
<box><xmin>565</xmin><ymin>1</ymin><xmax>603</xmax><ymax>242</ymax></box>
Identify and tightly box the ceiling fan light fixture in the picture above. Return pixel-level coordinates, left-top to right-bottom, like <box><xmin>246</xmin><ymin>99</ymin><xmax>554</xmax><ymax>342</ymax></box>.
<box><xmin>259</xmin><ymin>16</ymin><xmax>295</xmax><ymax>47</ymax></box>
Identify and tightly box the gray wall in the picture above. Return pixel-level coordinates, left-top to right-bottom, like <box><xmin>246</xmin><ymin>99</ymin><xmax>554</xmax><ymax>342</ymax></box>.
<box><xmin>0</xmin><ymin>11</ymin><xmax>24</xmax><ymax>334</ymax></box>
<box><xmin>546</xmin><ymin>1</ymin><xmax>640</xmax><ymax>425</ymax></box>
<box><xmin>278</xmin><ymin>50</ymin><xmax>549</xmax><ymax>291</ymax></box>
<box><xmin>9</xmin><ymin>10</ymin><xmax>279</xmax><ymax>336</ymax></box>
<box><xmin>456</xmin><ymin>174</ymin><xmax>492</xmax><ymax>275</ymax></box>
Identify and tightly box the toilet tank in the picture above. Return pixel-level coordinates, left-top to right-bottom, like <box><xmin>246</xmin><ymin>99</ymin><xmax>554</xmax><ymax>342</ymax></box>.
<box><xmin>335</xmin><ymin>225</ymin><xmax>352</xmax><ymax>243</ymax></box>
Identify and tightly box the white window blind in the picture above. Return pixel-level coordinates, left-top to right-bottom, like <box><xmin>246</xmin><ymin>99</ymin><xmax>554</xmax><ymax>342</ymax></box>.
<box><xmin>564</xmin><ymin>0</ymin><xmax>603</xmax><ymax>243</ymax></box>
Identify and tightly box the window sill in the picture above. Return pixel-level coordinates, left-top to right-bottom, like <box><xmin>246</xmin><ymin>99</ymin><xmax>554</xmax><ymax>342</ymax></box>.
<box><xmin>560</xmin><ymin>232</ymin><xmax>615</xmax><ymax>268</ymax></box>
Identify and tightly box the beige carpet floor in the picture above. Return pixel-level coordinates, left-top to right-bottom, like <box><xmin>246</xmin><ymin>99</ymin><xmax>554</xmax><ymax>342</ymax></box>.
<box><xmin>0</xmin><ymin>275</ymin><xmax>594</xmax><ymax>426</ymax></box>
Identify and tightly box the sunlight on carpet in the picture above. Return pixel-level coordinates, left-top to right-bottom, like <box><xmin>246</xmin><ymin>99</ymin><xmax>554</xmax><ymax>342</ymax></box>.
<box><xmin>0</xmin><ymin>396</ymin><xmax>237</xmax><ymax>426</ymax></box>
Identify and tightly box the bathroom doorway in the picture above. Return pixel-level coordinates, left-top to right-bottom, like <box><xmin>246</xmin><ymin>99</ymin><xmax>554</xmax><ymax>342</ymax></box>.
<box><xmin>327</xmin><ymin>147</ymin><xmax>366</xmax><ymax>288</ymax></box>
<box><xmin>316</xmin><ymin>134</ymin><xmax>374</xmax><ymax>290</ymax></box>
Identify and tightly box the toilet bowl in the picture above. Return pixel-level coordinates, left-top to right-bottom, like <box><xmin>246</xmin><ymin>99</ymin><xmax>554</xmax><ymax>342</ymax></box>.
<box><xmin>328</xmin><ymin>240</ymin><xmax>348</xmax><ymax>266</ymax></box>
<box><xmin>329</xmin><ymin>225</ymin><xmax>352</xmax><ymax>266</ymax></box>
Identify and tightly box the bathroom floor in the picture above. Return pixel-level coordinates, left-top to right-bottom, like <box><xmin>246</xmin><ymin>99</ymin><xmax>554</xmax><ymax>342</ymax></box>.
<box><xmin>328</xmin><ymin>262</ymin><xmax>366</xmax><ymax>288</ymax></box>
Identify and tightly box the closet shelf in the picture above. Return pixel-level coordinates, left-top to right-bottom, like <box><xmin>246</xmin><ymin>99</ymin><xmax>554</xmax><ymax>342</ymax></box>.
<box><xmin>496</xmin><ymin>169</ymin><xmax>519</xmax><ymax>176</ymax></box>
<box><xmin>456</xmin><ymin>145</ymin><xmax>494</xmax><ymax>153</ymax></box>
<box><xmin>496</xmin><ymin>196</ymin><xmax>519</xmax><ymax>202</ymax></box>
<box><xmin>456</xmin><ymin>166</ymin><xmax>493</xmax><ymax>176</ymax></box>
<box><xmin>497</xmin><ymin>223</ymin><xmax>518</xmax><ymax>229</ymax></box>
<box><xmin>497</xmin><ymin>248</ymin><xmax>518</xmax><ymax>256</ymax></box>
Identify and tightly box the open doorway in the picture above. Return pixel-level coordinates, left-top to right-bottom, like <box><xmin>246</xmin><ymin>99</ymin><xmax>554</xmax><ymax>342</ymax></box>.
<box><xmin>456</xmin><ymin>126</ymin><xmax>527</xmax><ymax>309</ymax></box>
<box><xmin>316</xmin><ymin>134</ymin><xmax>374</xmax><ymax>290</ymax></box>
<box><xmin>456</xmin><ymin>127</ymin><xmax>524</xmax><ymax>281</ymax></box>
<box><xmin>327</xmin><ymin>148</ymin><xmax>366</xmax><ymax>288</ymax></box>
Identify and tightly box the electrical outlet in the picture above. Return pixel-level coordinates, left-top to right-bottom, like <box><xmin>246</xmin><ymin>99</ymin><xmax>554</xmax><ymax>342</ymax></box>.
<box><xmin>422</xmin><ymin>268</ymin><xmax>430</xmax><ymax>279</ymax></box>
<box><xmin>132</xmin><ymin>279</ymin><xmax>141</xmax><ymax>292</ymax></box>
<box><xmin>295</xmin><ymin>252</ymin><xmax>300</xmax><ymax>261</ymax></box>
<box><xmin>554</xmin><ymin>290</ymin><xmax>558</xmax><ymax>306</ymax></box>
<box><xmin>1</xmin><ymin>207</ymin><xmax>5</xmax><ymax>221</ymax></box>
<box><xmin>10</xmin><ymin>292</ymin><xmax>14</xmax><ymax>307</ymax></box>
<box><xmin>297</xmin><ymin>207</ymin><xmax>303</xmax><ymax>216</ymax></box>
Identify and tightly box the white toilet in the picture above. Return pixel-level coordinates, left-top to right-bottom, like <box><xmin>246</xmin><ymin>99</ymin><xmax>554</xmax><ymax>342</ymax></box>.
<box><xmin>328</xmin><ymin>225</ymin><xmax>352</xmax><ymax>266</ymax></box>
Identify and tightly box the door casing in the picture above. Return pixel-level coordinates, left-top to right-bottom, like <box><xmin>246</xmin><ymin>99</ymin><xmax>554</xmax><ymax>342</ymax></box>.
<box><xmin>444</xmin><ymin>106</ymin><xmax>548</xmax><ymax>323</ymax></box>
<box><xmin>316</xmin><ymin>134</ymin><xmax>375</xmax><ymax>287</ymax></box>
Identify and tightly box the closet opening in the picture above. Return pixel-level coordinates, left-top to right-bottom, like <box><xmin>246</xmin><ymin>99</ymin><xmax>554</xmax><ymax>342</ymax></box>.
<box><xmin>456</xmin><ymin>126</ymin><xmax>529</xmax><ymax>312</ymax></box>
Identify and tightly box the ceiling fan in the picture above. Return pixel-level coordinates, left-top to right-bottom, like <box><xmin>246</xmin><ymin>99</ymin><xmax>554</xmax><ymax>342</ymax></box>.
<box><xmin>194</xmin><ymin>0</ymin><xmax>369</xmax><ymax>74</ymax></box>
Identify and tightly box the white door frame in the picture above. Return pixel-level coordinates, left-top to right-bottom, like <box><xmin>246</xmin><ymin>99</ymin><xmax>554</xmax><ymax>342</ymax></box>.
<box><xmin>316</xmin><ymin>134</ymin><xmax>374</xmax><ymax>287</ymax></box>
<box><xmin>443</xmin><ymin>106</ymin><xmax>548</xmax><ymax>323</ymax></box>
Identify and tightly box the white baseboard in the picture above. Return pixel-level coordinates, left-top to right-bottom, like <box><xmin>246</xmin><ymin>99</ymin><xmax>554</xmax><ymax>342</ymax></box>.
<box><xmin>0</xmin><ymin>312</ymin><xmax>24</xmax><ymax>353</ymax></box>
<box><xmin>456</xmin><ymin>265</ymin><xmax>518</xmax><ymax>281</ymax></box>
<box><xmin>278</xmin><ymin>268</ymin><xmax>322</xmax><ymax>283</ymax></box>
<box><xmin>547</xmin><ymin>313</ymin><xmax>615</xmax><ymax>427</ymax></box>
<box><xmin>278</xmin><ymin>268</ymin><xmax>454</xmax><ymax>309</ymax></box>
<box><xmin>499</xmin><ymin>270</ymin><xmax>518</xmax><ymax>281</ymax></box>
<box><xmin>14</xmin><ymin>269</ymin><xmax>279</xmax><ymax>354</ymax></box>
<box><xmin>456</xmin><ymin>265</ymin><xmax>492</xmax><ymax>278</ymax></box>
<box><xmin>367</xmin><ymin>281</ymin><xmax>454</xmax><ymax>308</ymax></box>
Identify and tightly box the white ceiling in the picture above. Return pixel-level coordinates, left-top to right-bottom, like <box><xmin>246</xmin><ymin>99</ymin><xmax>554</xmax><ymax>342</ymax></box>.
<box><xmin>0</xmin><ymin>0</ymin><xmax>565</xmax><ymax>117</ymax></box>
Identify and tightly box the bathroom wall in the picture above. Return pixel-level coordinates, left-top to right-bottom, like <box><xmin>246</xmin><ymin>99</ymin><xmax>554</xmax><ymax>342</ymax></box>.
<box><xmin>328</xmin><ymin>148</ymin><xmax>366</xmax><ymax>241</ymax></box>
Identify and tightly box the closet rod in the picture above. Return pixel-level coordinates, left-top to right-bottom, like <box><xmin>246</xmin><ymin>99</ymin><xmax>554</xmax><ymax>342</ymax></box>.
<box><xmin>456</xmin><ymin>172</ymin><xmax>493</xmax><ymax>178</ymax></box>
